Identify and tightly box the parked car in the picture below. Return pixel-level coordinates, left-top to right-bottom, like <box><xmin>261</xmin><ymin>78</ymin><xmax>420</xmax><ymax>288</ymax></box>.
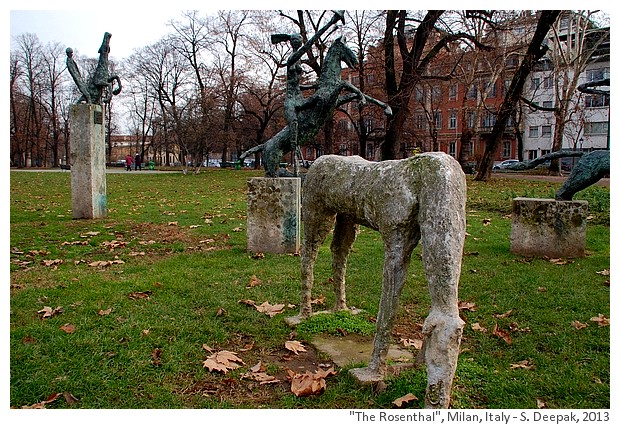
<box><xmin>492</xmin><ymin>159</ymin><xmax>520</xmax><ymax>170</ymax></box>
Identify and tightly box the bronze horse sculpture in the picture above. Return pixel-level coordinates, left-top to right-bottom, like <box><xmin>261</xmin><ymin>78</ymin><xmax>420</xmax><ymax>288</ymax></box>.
<box><xmin>239</xmin><ymin>36</ymin><xmax>391</xmax><ymax>177</ymax></box>
<box><xmin>66</xmin><ymin>32</ymin><xmax>122</xmax><ymax>104</ymax></box>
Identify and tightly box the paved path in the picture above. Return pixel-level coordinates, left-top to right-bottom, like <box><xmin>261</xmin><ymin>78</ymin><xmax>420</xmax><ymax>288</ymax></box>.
<box><xmin>493</xmin><ymin>172</ymin><xmax>609</xmax><ymax>187</ymax></box>
<box><xmin>11</xmin><ymin>167</ymin><xmax>178</xmax><ymax>174</ymax></box>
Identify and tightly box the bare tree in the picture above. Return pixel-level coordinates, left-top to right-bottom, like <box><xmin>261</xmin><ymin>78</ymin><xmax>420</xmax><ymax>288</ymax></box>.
<box><xmin>528</xmin><ymin>10</ymin><xmax>609</xmax><ymax>175</ymax></box>
<box><xmin>474</xmin><ymin>10</ymin><xmax>561</xmax><ymax>181</ymax></box>
<box><xmin>381</xmin><ymin>10</ymin><xmax>494</xmax><ymax>161</ymax></box>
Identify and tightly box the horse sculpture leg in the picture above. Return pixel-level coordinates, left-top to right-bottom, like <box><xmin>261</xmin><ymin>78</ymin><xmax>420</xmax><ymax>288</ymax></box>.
<box><xmin>330</xmin><ymin>214</ymin><xmax>358</xmax><ymax>311</ymax></box>
<box><xmin>418</xmin><ymin>178</ymin><xmax>466</xmax><ymax>408</ymax></box>
<box><xmin>286</xmin><ymin>208</ymin><xmax>335</xmax><ymax>326</ymax></box>
<box><xmin>350</xmin><ymin>228</ymin><xmax>418</xmax><ymax>382</ymax></box>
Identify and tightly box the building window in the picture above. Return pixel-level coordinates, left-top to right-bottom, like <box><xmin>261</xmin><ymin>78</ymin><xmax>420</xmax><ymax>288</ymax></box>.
<box><xmin>502</xmin><ymin>141</ymin><xmax>511</xmax><ymax>158</ymax></box>
<box><xmin>434</xmin><ymin>111</ymin><xmax>442</xmax><ymax>129</ymax></box>
<box><xmin>468</xmin><ymin>112</ymin><xmax>475</xmax><ymax>129</ymax></box>
<box><xmin>449</xmin><ymin>111</ymin><xmax>457</xmax><ymax>129</ymax></box>
<box><xmin>584</xmin><ymin>121</ymin><xmax>609</xmax><ymax>135</ymax></box>
<box><xmin>415</xmin><ymin>87</ymin><xmax>425</xmax><ymax>102</ymax></box>
<box><xmin>585</xmin><ymin>94</ymin><xmax>610</xmax><ymax>108</ymax></box>
<box><xmin>541</xmin><ymin>125</ymin><xmax>552</xmax><ymax>137</ymax></box>
<box><xmin>364</xmin><ymin>118</ymin><xmax>375</xmax><ymax>133</ymax></box>
<box><xmin>542</xmin><ymin>100</ymin><xmax>553</xmax><ymax>109</ymax></box>
<box><xmin>339</xmin><ymin>144</ymin><xmax>348</xmax><ymax>155</ymax></box>
<box><xmin>484</xmin><ymin>80</ymin><xmax>496</xmax><ymax>97</ymax></box>
<box><xmin>305</xmin><ymin>147</ymin><xmax>313</xmax><ymax>159</ymax></box>
<box><xmin>587</xmin><ymin>67</ymin><xmax>610</xmax><ymax>82</ymax></box>
<box><xmin>415</xmin><ymin>113</ymin><xmax>426</xmax><ymax>130</ymax></box>
<box><xmin>481</xmin><ymin>112</ymin><xmax>496</xmax><ymax>128</ymax></box>
<box><xmin>366</xmin><ymin>73</ymin><xmax>375</xmax><ymax>84</ymax></box>
<box><xmin>432</xmin><ymin>86</ymin><xmax>442</xmax><ymax>102</ymax></box>
<box><xmin>351</xmin><ymin>76</ymin><xmax>359</xmax><ymax>86</ymax></box>
<box><xmin>449</xmin><ymin>141</ymin><xmax>457</xmax><ymax>157</ymax></box>
<box><xmin>449</xmin><ymin>84</ymin><xmax>458</xmax><ymax>100</ymax></box>
<box><xmin>543</xmin><ymin>76</ymin><xmax>554</xmax><ymax>89</ymax></box>
<box><xmin>531</xmin><ymin>77</ymin><xmax>541</xmax><ymax>90</ymax></box>
<box><xmin>528</xmin><ymin>149</ymin><xmax>538</xmax><ymax>160</ymax></box>
<box><xmin>529</xmin><ymin>126</ymin><xmax>539</xmax><ymax>138</ymax></box>
<box><xmin>468</xmin><ymin>84</ymin><xmax>478</xmax><ymax>99</ymax></box>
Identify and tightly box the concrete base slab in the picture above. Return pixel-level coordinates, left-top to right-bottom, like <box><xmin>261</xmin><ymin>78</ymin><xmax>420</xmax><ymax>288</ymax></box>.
<box><xmin>310</xmin><ymin>334</ymin><xmax>414</xmax><ymax>368</ymax></box>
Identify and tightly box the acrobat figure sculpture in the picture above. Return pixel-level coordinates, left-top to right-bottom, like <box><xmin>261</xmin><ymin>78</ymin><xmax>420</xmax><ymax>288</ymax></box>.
<box><xmin>66</xmin><ymin>32</ymin><xmax>122</xmax><ymax>104</ymax></box>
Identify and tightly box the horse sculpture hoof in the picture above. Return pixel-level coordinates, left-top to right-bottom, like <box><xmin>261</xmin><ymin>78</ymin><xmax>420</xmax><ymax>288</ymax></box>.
<box><xmin>284</xmin><ymin>314</ymin><xmax>308</xmax><ymax>327</ymax></box>
<box><xmin>349</xmin><ymin>367</ymin><xmax>384</xmax><ymax>384</ymax></box>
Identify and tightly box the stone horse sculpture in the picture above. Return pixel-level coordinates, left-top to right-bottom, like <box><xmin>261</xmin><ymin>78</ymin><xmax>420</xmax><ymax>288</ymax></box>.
<box><xmin>66</xmin><ymin>32</ymin><xmax>122</xmax><ymax>104</ymax></box>
<box><xmin>285</xmin><ymin>152</ymin><xmax>467</xmax><ymax>408</ymax></box>
<box><xmin>239</xmin><ymin>36</ymin><xmax>391</xmax><ymax>177</ymax></box>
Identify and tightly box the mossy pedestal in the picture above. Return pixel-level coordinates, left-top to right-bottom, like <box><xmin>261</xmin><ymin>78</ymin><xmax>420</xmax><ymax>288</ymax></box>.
<box><xmin>70</xmin><ymin>103</ymin><xmax>107</xmax><ymax>219</ymax></box>
<box><xmin>246</xmin><ymin>177</ymin><xmax>301</xmax><ymax>254</ymax></box>
<box><xmin>510</xmin><ymin>197</ymin><xmax>588</xmax><ymax>258</ymax></box>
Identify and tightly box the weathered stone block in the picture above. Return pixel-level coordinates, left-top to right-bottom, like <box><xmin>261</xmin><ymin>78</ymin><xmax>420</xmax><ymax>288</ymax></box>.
<box><xmin>246</xmin><ymin>177</ymin><xmax>301</xmax><ymax>254</ymax></box>
<box><xmin>70</xmin><ymin>104</ymin><xmax>107</xmax><ymax>219</ymax></box>
<box><xmin>510</xmin><ymin>197</ymin><xmax>588</xmax><ymax>258</ymax></box>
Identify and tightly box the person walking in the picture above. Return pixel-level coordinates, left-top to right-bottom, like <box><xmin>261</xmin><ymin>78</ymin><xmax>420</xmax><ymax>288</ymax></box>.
<box><xmin>125</xmin><ymin>153</ymin><xmax>133</xmax><ymax>171</ymax></box>
<box><xmin>135</xmin><ymin>153</ymin><xmax>142</xmax><ymax>171</ymax></box>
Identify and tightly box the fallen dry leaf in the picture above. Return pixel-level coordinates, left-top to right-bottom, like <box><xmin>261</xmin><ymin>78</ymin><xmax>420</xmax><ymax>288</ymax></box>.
<box><xmin>482</xmin><ymin>218</ymin><xmax>492</xmax><ymax>226</ymax></box>
<box><xmin>128</xmin><ymin>291</ymin><xmax>151</xmax><ymax>300</ymax></box>
<box><xmin>393</xmin><ymin>393</ymin><xmax>418</xmax><ymax>407</ymax></box>
<box><xmin>471</xmin><ymin>322</ymin><xmax>487</xmax><ymax>333</ymax></box>
<box><xmin>247</xmin><ymin>274</ymin><xmax>262</xmax><ymax>288</ymax></box>
<box><xmin>458</xmin><ymin>301</ymin><xmax>477</xmax><ymax>311</ymax></box>
<box><xmin>37</xmin><ymin>306</ymin><xmax>63</xmax><ymax>319</ymax></box>
<box><xmin>97</xmin><ymin>308</ymin><xmax>112</xmax><ymax>316</ymax></box>
<box><xmin>510</xmin><ymin>359</ymin><xmax>535</xmax><ymax>370</ymax></box>
<box><xmin>254</xmin><ymin>301</ymin><xmax>286</xmax><ymax>318</ymax></box>
<box><xmin>571</xmin><ymin>320</ymin><xmax>588</xmax><ymax>330</ymax></box>
<box><xmin>62</xmin><ymin>391</ymin><xmax>79</xmax><ymax>406</ymax></box>
<box><xmin>399</xmin><ymin>338</ymin><xmax>423</xmax><ymax>349</ymax></box>
<box><xmin>285</xmin><ymin>340</ymin><xmax>307</xmax><ymax>355</ymax></box>
<box><xmin>596</xmin><ymin>269</ymin><xmax>610</xmax><ymax>276</ymax></box>
<box><xmin>287</xmin><ymin>367</ymin><xmax>336</xmax><ymax>397</ymax></box>
<box><xmin>88</xmin><ymin>260</ymin><xmax>125</xmax><ymax>267</ymax></box>
<box><xmin>494</xmin><ymin>309</ymin><xmax>513</xmax><ymax>319</ymax></box>
<box><xmin>310</xmin><ymin>295</ymin><xmax>326</xmax><ymax>305</ymax></box>
<box><xmin>21</xmin><ymin>392</ymin><xmax>61</xmax><ymax>409</ymax></box>
<box><xmin>492</xmin><ymin>324</ymin><xmax>512</xmax><ymax>345</ymax></box>
<box><xmin>42</xmin><ymin>259</ymin><xmax>63</xmax><ymax>267</ymax></box>
<box><xmin>203</xmin><ymin>350</ymin><xmax>244</xmax><ymax>373</ymax></box>
<box><xmin>537</xmin><ymin>398</ymin><xmax>548</xmax><ymax>409</ymax></box>
<box><xmin>151</xmin><ymin>348</ymin><xmax>163</xmax><ymax>366</ymax></box>
<box><xmin>590</xmin><ymin>314</ymin><xmax>610</xmax><ymax>327</ymax></box>
<box><xmin>240</xmin><ymin>361</ymin><xmax>279</xmax><ymax>384</ymax></box>
<box><xmin>59</xmin><ymin>323</ymin><xmax>76</xmax><ymax>334</ymax></box>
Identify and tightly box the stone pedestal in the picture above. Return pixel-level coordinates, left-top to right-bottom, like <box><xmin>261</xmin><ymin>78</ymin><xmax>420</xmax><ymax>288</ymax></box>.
<box><xmin>247</xmin><ymin>177</ymin><xmax>301</xmax><ymax>254</ymax></box>
<box><xmin>510</xmin><ymin>197</ymin><xmax>588</xmax><ymax>258</ymax></box>
<box><xmin>70</xmin><ymin>104</ymin><xmax>107</xmax><ymax>219</ymax></box>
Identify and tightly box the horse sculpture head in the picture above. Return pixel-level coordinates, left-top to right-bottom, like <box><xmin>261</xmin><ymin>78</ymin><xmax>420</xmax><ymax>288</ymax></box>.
<box><xmin>322</xmin><ymin>36</ymin><xmax>358</xmax><ymax>79</ymax></box>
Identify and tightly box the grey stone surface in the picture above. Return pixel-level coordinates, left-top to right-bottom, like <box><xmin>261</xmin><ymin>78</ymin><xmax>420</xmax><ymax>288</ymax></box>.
<box><xmin>310</xmin><ymin>334</ymin><xmax>413</xmax><ymax>368</ymax></box>
<box><xmin>70</xmin><ymin>104</ymin><xmax>107</xmax><ymax>219</ymax></box>
<box><xmin>510</xmin><ymin>197</ymin><xmax>588</xmax><ymax>258</ymax></box>
<box><xmin>246</xmin><ymin>177</ymin><xmax>301</xmax><ymax>254</ymax></box>
<box><xmin>295</xmin><ymin>152</ymin><xmax>467</xmax><ymax>408</ymax></box>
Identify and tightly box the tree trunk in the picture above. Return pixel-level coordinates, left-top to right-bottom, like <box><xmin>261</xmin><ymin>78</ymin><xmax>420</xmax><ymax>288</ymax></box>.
<box><xmin>474</xmin><ymin>11</ymin><xmax>560</xmax><ymax>181</ymax></box>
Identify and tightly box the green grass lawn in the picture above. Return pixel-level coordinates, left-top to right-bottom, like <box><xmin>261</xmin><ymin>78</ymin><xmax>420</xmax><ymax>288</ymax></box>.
<box><xmin>9</xmin><ymin>169</ymin><xmax>610</xmax><ymax>409</ymax></box>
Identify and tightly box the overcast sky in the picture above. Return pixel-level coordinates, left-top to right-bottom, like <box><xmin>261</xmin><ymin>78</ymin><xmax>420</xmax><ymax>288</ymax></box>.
<box><xmin>8</xmin><ymin>4</ymin><xmax>212</xmax><ymax>60</ymax></box>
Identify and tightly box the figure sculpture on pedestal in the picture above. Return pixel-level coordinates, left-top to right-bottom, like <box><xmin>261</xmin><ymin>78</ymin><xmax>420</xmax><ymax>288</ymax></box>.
<box><xmin>66</xmin><ymin>32</ymin><xmax>122</xmax><ymax>104</ymax></box>
<box><xmin>240</xmin><ymin>12</ymin><xmax>392</xmax><ymax>177</ymax></box>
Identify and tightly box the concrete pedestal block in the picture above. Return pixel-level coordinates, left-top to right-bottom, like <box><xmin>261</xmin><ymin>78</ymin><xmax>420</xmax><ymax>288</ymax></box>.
<box><xmin>70</xmin><ymin>104</ymin><xmax>107</xmax><ymax>219</ymax></box>
<box><xmin>510</xmin><ymin>197</ymin><xmax>588</xmax><ymax>258</ymax></box>
<box><xmin>247</xmin><ymin>177</ymin><xmax>301</xmax><ymax>254</ymax></box>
